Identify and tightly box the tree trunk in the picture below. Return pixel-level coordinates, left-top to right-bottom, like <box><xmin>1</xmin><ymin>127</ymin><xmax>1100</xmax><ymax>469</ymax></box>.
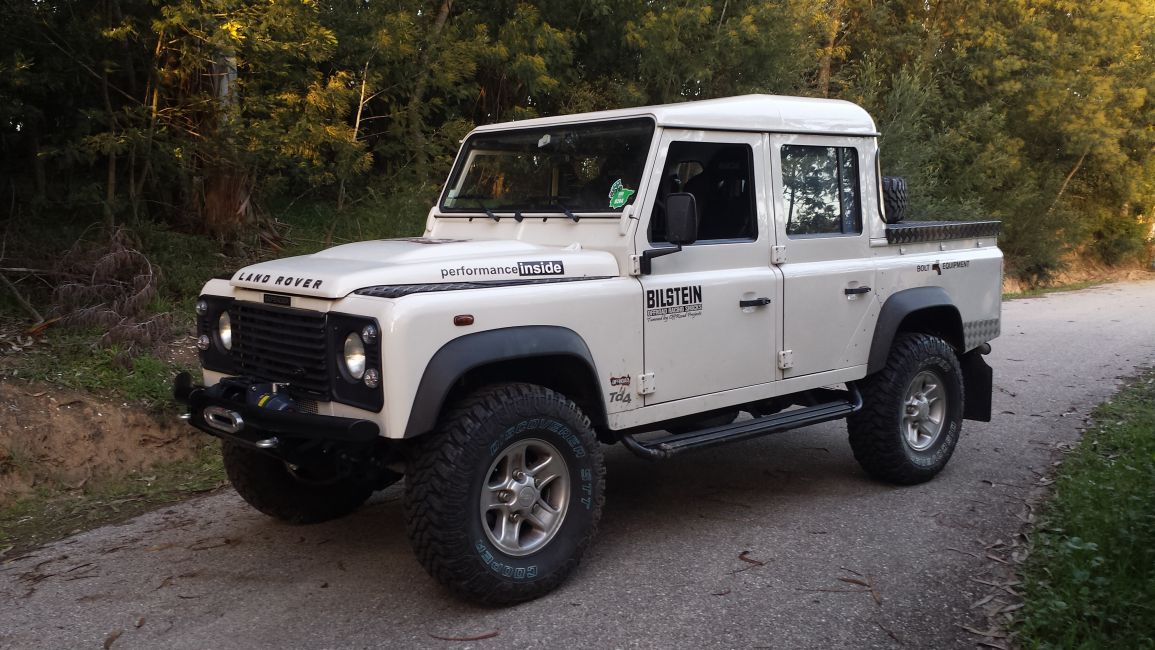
<box><xmin>340</xmin><ymin>60</ymin><xmax>372</xmax><ymax>212</ymax></box>
<box><xmin>816</xmin><ymin>0</ymin><xmax>845</xmax><ymax>98</ymax></box>
<box><xmin>405</xmin><ymin>0</ymin><xmax>454</xmax><ymax>180</ymax></box>
<box><xmin>102</xmin><ymin>69</ymin><xmax>118</xmax><ymax>230</ymax></box>
<box><xmin>1047</xmin><ymin>145</ymin><xmax>1090</xmax><ymax>216</ymax></box>
<box><xmin>27</xmin><ymin>118</ymin><xmax>46</xmax><ymax>203</ymax></box>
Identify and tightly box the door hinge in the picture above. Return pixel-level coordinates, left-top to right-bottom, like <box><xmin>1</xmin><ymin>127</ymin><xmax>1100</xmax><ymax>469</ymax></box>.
<box><xmin>628</xmin><ymin>254</ymin><xmax>642</xmax><ymax>276</ymax></box>
<box><xmin>771</xmin><ymin>245</ymin><xmax>786</xmax><ymax>265</ymax></box>
<box><xmin>777</xmin><ymin>350</ymin><xmax>794</xmax><ymax>370</ymax></box>
<box><xmin>637</xmin><ymin>372</ymin><xmax>656</xmax><ymax>395</ymax></box>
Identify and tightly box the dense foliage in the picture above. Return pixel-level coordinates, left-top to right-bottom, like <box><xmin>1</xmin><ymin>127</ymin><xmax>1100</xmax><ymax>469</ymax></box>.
<box><xmin>1</xmin><ymin>0</ymin><xmax>1153</xmax><ymax>283</ymax></box>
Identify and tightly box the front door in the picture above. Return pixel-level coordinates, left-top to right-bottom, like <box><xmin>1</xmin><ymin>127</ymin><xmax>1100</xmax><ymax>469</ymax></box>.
<box><xmin>637</xmin><ymin>130</ymin><xmax>779</xmax><ymax>405</ymax></box>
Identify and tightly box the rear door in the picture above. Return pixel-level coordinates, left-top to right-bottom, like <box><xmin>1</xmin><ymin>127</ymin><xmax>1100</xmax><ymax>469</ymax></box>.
<box><xmin>771</xmin><ymin>135</ymin><xmax>879</xmax><ymax>377</ymax></box>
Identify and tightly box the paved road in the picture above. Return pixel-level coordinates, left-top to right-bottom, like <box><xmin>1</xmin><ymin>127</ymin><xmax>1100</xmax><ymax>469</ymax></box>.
<box><xmin>3</xmin><ymin>280</ymin><xmax>1155</xmax><ymax>650</ymax></box>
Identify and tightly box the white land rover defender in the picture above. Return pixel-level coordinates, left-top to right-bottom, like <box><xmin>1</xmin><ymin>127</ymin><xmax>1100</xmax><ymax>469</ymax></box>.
<box><xmin>175</xmin><ymin>95</ymin><xmax>1001</xmax><ymax>604</ymax></box>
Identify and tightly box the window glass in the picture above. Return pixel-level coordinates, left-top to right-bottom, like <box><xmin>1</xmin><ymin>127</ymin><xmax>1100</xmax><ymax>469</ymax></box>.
<box><xmin>650</xmin><ymin>142</ymin><xmax>756</xmax><ymax>243</ymax></box>
<box><xmin>782</xmin><ymin>145</ymin><xmax>861</xmax><ymax>236</ymax></box>
<box><xmin>440</xmin><ymin>118</ymin><xmax>654</xmax><ymax>215</ymax></box>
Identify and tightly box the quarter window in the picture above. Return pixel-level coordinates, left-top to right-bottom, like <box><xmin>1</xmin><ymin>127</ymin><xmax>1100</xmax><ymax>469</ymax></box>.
<box><xmin>782</xmin><ymin>145</ymin><xmax>860</xmax><ymax>236</ymax></box>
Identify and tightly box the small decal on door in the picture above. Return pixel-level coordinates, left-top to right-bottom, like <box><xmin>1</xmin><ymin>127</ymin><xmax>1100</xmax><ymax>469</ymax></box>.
<box><xmin>608</xmin><ymin>179</ymin><xmax>635</xmax><ymax>209</ymax></box>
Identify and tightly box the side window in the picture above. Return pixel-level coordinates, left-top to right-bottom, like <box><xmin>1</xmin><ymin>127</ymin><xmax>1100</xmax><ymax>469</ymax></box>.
<box><xmin>781</xmin><ymin>145</ymin><xmax>861</xmax><ymax>236</ymax></box>
<box><xmin>651</xmin><ymin>142</ymin><xmax>757</xmax><ymax>243</ymax></box>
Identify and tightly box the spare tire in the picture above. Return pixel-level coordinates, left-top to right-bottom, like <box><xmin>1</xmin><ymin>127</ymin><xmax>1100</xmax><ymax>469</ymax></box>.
<box><xmin>882</xmin><ymin>176</ymin><xmax>908</xmax><ymax>224</ymax></box>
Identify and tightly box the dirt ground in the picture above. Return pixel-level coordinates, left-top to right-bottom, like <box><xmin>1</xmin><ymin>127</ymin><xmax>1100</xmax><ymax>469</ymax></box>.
<box><xmin>0</xmin><ymin>381</ymin><xmax>198</xmax><ymax>507</ymax></box>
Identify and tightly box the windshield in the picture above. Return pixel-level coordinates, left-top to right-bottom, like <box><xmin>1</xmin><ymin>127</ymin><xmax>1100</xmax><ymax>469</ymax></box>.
<box><xmin>440</xmin><ymin>118</ymin><xmax>655</xmax><ymax>215</ymax></box>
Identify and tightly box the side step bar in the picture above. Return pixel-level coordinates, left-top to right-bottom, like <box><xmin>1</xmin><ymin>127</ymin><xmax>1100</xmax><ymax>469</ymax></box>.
<box><xmin>621</xmin><ymin>384</ymin><xmax>863</xmax><ymax>460</ymax></box>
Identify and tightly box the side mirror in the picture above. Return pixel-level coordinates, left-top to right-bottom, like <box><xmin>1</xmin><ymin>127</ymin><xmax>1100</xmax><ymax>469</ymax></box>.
<box><xmin>665</xmin><ymin>192</ymin><xmax>699</xmax><ymax>245</ymax></box>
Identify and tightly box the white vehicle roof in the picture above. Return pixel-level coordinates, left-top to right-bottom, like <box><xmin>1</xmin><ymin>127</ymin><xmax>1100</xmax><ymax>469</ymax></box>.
<box><xmin>472</xmin><ymin>94</ymin><xmax>879</xmax><ymax>137</ymax></box>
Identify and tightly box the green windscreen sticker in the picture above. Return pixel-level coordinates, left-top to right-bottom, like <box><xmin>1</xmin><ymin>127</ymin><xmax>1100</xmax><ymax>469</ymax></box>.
<box><xmin>608</xmin><ymin>179</ymin><xmax>635</xmax><ymax>209</ymax></box>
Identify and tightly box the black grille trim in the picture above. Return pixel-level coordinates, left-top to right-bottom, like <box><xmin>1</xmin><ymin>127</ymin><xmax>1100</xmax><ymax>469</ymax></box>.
<box><xmin>354</xmin><ymin>276</ymin><xmax>613</xmax><ymax>299</ymax></box>
<box><xmin>232</xmin><ymin>302</ymin><xmax>330</xmax><ymax>398</ymax></box>
<box><xmin>885</xmin><ymin>220</ymin><xmax>1001</xmax><ymax>244</ymax></box>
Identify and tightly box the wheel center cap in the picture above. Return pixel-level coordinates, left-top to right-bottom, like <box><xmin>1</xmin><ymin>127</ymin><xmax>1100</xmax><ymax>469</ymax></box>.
<box><xmin>516</xmin><ymin>486</ymin><xmax>537</xmax><ymax>508</ymax></box>
<box><xmin>914</xmin><ymin>397</ymin><xmax>930</xmax><ymax>421</ymax></box>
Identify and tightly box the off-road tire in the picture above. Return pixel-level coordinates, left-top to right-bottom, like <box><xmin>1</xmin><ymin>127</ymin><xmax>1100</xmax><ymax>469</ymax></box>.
<box><xmin>222</xmin><ymin>441</ymin><xmax>374</xmax><ymax>524</ymax></box>
<box><xmin>404</xmin><ymin>383</ymin><xmax>606</xmax><ymax>605</ymax></box>
<box><xmin>847</xmin><ymin>333</ymin><xmax>964</xmax><ymax>485</ymax></box>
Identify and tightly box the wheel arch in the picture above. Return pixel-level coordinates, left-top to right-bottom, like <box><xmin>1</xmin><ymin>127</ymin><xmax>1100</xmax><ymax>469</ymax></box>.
<box><xmin>867</xmin><ymin>287</ymin><xmax>964</xmax><ymax>375</ymax></box>
<box><xmin>403</xmin><ymin>326</ymin><xmax>607</xmax><ymax>438</ymax></box>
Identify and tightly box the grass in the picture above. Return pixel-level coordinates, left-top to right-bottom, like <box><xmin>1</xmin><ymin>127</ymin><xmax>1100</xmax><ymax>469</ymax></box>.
<box><xmin>9</xmin><ymin>328</ymin><xmax>191</xmax><ymax>411</ymax></box>
<box><xmin>1017</xmin><ymin>369</ymin><xmax>1155</xmax><ymax>648</ymax></box>
<box><xmin>1002</xmin><ymin>280</ymin><xmax>1110</xmax><ymax>301</ymax></box>
<box><xmin>0</xmin><ymin>439</ymin><xmax>226</xmax><ymax>559</ymax></box>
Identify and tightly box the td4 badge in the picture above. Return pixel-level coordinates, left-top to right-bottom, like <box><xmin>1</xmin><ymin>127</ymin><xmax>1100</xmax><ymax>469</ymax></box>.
<box><xmin>608</xmin><ymin>375</ymin><xmax>632</xmax><ymax>405</ymax></box>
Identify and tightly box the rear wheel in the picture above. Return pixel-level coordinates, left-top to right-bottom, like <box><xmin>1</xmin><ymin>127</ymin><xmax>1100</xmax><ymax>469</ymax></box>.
<box><xmin>222</xmin><ymin>442</ymin><xmax>375</xmax><ymax>524</ymax></box>
<box><xmin>404</xmin><ymin>383</ymin><xmax>605</xmax><ymax>605</ymax></box>
<box><xmin>848</xmin><ymin>333</ymin><xmax>964</xmax><ymax>484</ymax></box>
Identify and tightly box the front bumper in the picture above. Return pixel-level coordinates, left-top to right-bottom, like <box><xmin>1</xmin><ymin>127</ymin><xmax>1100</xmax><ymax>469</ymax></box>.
<box><xmin>173</xmin><ymin>372</ymin><xmax>380</xmax><ymax>449</ymax></box>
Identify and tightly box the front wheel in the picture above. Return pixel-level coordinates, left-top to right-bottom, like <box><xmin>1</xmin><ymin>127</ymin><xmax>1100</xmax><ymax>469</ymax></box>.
<box><xmin>847</xmin><ymin>333</ymin><xmax>964</xmax><ymax>485</ymax></box>
<box><xmin>222</xmin><ymin>442</ymin><xmax>375</xmax><ymax>524</ymax></box>
<box><xmin>404</xmin><ymin>383</ymin><xmax>605</xmax><ymax>605</ymax></box>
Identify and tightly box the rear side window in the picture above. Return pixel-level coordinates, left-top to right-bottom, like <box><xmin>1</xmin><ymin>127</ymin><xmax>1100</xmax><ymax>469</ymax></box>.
<box><xmin>781</xmin><ymin>145</ymin><xmax>860</xmax><ymax>236</ymax></box>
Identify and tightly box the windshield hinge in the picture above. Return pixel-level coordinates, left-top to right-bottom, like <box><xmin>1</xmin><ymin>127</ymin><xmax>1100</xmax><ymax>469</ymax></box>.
<box><xmin>771</xmin><ymin>245</ymin><xmax>787</xmax><ymax>265</ymax></box>
<box><xmin>629</xmin><ymin>255</ymin><xmax>642</xmax><ymax>276</ymax></box>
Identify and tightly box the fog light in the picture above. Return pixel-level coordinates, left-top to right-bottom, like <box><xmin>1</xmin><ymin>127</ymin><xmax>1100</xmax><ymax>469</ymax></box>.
<box><xmin>361</xmin><ymin>323</ymin><xmax>378</xmax><ymax>345</ymax></box>
<box><xmin>363</xmin><ymin>368</ymin><xmax>380</xmax><ymax>388</ymax></box>
<box><xmin>197</xmin><ymin>334</ymin><xmax>211</xmax><ymax>351</ymax></box>
<box><xmin>195</xmin><ymin>299</ymin><xmax>208</xmax><ymax>316</ymax></box>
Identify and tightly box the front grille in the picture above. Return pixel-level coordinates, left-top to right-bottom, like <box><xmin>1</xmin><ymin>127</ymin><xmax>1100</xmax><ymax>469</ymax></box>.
<box><xmin>232</xmin><ymin>302</ymin><xmax>330</xmax><ymax>398</ymax></box>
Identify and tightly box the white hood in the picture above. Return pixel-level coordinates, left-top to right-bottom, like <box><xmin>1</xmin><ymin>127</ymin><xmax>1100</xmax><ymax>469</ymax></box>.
<box><xmin>229</xmin><ymin>238</ymin><xmax>620</xmax><ymax>299</ymax></box>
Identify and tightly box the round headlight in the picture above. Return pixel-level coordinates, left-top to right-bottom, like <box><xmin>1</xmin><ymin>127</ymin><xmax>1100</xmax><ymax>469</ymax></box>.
<box><xmin>195</xmin><ymin>299</ymin><xmax>209</xmax><ymax>316</ymax></box>
<box><xmin>217</xmin><ymin>311</ymin><xmax>233</xmax><ymax>350</ymax></box>
<box><xmin>343</xmin><ymin>332</ymin><xmax>366</xmax><ymax>379</ymax></box>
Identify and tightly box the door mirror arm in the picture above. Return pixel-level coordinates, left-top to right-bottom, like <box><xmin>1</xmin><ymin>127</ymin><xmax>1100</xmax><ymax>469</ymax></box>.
<box><xmin>639</xmin><ymin>245</ymin><xmax>681</xmax><ymax>275</ymax></box>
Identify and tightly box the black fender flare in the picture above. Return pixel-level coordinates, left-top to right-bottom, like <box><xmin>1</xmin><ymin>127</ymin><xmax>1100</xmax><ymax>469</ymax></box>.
<box><xmin>403</xmin><ymin>325</ymin><xmax>602</xmax><ymax>438</ymax></box>
<box><xmin>867</xmin><ymin>286</ymin><xmax>963</xmax><ymax>375</ymax></box>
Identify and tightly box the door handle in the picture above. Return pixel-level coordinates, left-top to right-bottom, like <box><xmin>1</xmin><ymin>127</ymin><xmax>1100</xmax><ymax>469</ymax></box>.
<box><xmin>739</xmin><ymin>297</ymin><xmax>772</xmax><ymax>308</ymax></box>
<box><xmin>844</xmin><ymin>286</ymin><xmax>872</xmax><ymax>295</ymax></box>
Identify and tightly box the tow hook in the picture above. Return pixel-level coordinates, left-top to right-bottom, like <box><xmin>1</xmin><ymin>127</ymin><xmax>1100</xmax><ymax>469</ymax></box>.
<box><xmin>203</xmin><ymin>405</ymin><xmax>245</xmax><ymax>434</ymax></box>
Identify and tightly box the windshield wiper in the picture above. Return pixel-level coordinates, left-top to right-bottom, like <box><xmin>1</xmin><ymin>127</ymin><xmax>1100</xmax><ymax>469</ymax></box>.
<box><xmin>552</xmin><ymin>197</ymin><xmax>579</xmax><ymax>222</ymax></box>
<box><xmin>451</xmin><ymin>194</ymin><xmax>500</xmax><ymax>221</ymax></box>
<box><xmin>527</xmin><ymin>196</ymin><xmax>580</xmax><ymax>222</ymax></box>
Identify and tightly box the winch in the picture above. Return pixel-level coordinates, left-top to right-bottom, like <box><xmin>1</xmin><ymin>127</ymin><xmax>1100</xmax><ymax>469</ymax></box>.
<box><xmin>245</xmin><ymin>382</ymin><xmax>297</xmax><ymax>412</ymax></box>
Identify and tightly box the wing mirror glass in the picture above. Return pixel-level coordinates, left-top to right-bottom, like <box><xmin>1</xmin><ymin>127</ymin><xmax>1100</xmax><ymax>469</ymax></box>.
<box><xmin>665</xmin><ymin>192</ymin><xmax>699</xmax><ymax>246</ymax></box>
